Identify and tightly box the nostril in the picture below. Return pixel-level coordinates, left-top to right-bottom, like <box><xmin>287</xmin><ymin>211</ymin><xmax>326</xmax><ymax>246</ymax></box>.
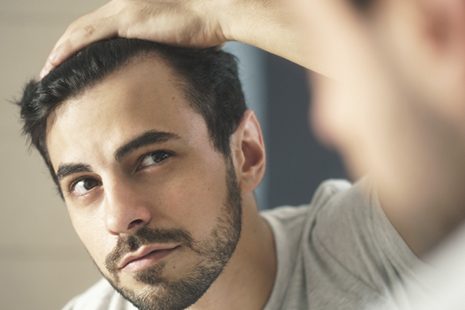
<box><xmin>127</xmin><ymin>219</ymin><xmax>145</xmax><ymax>230</ymax></box>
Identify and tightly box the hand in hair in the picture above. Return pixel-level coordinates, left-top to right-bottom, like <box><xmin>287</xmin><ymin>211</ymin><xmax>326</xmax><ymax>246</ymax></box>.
<box><xmin>40</xmin><ymin>0</ymin><xmax>229</xmax><ymax>77</ymax></box>
<box><xmin>40</xmin><ymin>0</ymin><xmax>337</xmax><ymax>78</ymax></box>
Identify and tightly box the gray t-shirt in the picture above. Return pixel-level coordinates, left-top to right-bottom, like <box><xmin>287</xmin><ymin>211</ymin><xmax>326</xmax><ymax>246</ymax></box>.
<box><xmin>63</xmin><ymin>179</ymin><xmax>420</xmax><ymax>310</ymax></box>
<box><xmin>262</xmin><ymin>179</ymin><xmax>420</xmax><ymax>310</ymax></box>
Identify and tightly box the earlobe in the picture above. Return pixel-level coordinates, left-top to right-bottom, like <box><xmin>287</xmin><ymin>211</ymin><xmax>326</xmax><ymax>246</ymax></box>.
<box><xmin>230</xmin><ymin>110</ymin><xmax>266</xmax><ymax>192</ymax></box>
<box><xmin>420</xmin><ymin>0</ymin><xmax>465</xmax><ymax>54</ymax></box>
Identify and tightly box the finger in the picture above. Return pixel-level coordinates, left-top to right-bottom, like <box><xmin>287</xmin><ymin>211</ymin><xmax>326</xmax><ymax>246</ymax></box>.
<box><xmin>40</xmin><ymin>15</ymin><xmax>118</xmax><ymax>78</ymax></box>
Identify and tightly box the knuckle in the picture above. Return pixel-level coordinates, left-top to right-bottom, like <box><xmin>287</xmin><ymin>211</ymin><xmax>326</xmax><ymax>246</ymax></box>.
<box><xmin>118</xmin><ymin>5</ymin><xmax>142</xmax><ymax>32</ymax></box>
<box><xmin>65</xmin><ymin>22</ymin><xmax>77</xmax><ymax>34</ymax></box>
<box><xmin>81</xmin><ymin>24</ymin><xmax>96</xmax><ymax>37</ymax></box>
<box><xmin>65</xmin><ymin>15</ymin><xmax>87</xmax><ymax>35</ymax></box>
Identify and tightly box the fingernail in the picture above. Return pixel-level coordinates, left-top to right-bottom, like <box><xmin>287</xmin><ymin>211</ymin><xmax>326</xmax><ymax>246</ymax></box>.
<box><xmin>39</xmin><ymin>67</ymin><xmax>47</xmax><ymax>79</ymax></box>
<box><xmin>49</xmin><ymin>50</ymin><xmax>59</xmax><ymax>63</ymax></box>
<box><xmin>40</xmin><ymin>63</ymin><xmax>52</xmax><ymax>79</ymax></box>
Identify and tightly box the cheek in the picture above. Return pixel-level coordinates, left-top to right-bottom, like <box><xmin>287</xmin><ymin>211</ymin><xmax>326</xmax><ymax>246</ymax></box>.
<box><xmin>68</xmin><ymin>209</ymin><xmax>114</xmax><ymax>269</ymax></box>
<box><xmin>155</xmin><ymin>160</ymin><xmax>229</xmax><ymax>237</ymax></box>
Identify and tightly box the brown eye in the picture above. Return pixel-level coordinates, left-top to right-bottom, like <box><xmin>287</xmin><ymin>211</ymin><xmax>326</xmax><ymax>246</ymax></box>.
<box><xmin>139</xmin><ymin>150</ymin><xmax>172</xmax><ymax>169</ymax></box>
<box><xmin>71</xmin><ymin>178</ymin><xmax>100</xmax><ymax>196</ymax></box>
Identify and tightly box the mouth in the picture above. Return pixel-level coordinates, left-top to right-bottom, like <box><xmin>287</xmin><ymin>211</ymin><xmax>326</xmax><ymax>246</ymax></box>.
<box><xmin>118</xmin><ymin>244</ymin><xmax>181</xmax><ymax>272</ymax></box>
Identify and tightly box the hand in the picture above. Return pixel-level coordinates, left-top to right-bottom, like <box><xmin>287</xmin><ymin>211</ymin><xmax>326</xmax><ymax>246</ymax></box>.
<box><xmin>40</xmin><ymin>0</ymin><xmax>342</xmax><ymax>78</ymax></box>
<box><xmin>41</xmin><ymin>0</ymin><xmax>230</xmax><ymax>77</ymax></box>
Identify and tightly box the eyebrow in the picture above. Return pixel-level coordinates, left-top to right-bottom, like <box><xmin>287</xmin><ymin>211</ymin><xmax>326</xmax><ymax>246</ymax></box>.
<box><xmin>115</xmin><ymin>130</ymin><xmax>180</xmax><ymax>161</ymax></box>
<box><xmin>55</xmin><ymin>131</ymin><xmax>180</xmax><ymax>181</ymax></box>
<box><xmin>56</xmin><ymin>163</ymin><xmax>92</xmax><ymax>181</ymax></box>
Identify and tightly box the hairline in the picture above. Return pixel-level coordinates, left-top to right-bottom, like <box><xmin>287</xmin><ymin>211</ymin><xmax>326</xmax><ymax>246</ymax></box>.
<box><xmin>44</xmin><ymin>51</ymin><xmax>230</xmax><ymax>181</ymax></box>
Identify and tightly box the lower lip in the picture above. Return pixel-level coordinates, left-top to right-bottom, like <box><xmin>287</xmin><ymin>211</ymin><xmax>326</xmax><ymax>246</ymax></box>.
<box><xmin>123</xmin><ymin>247</ymin><xmax>179</xmax><ymax>272</ymax></box>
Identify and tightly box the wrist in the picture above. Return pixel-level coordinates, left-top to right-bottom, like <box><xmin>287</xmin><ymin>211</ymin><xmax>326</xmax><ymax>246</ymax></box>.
<box><xmin>214</xmin><ymin>0</ymin><xmax>242</xmax><ymax>41</ymax></box>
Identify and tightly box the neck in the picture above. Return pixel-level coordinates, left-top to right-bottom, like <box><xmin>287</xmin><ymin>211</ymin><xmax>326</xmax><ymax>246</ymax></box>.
<box><xmin>189</xmin><ymin>195</ymin><xmax>277</xmax><ymax>309</ymax></box>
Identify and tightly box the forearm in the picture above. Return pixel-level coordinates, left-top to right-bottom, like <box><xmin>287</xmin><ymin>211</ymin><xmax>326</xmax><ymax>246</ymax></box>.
<box><xmin>333</xmin><ymin>75</ymin><xmax>465</xmax><ymax>256</ymax></box>
<box><xmin>310</xmin><ymin>0</ymin><xmax>465</xmax><ymax>256</ymax></box>
<box><xmin>369</xmin><ymin>99</ymin><xmax>465</xmax><ymax>256</ymax></box>
<box><xmin>219</xmin><ymin>0</ymin><xmax>316</xmax><ymax>70</ymax></box>
<box><xmin>220</xmin><ymin>0</ymin><xmax>357</xmax><ymax>76</ymax></box>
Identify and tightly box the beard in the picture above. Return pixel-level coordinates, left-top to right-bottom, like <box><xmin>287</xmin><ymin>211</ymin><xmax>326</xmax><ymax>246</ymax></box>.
<box><xmin>98</xmin><ymin>159</ymin><xmax>242</xmax><ymax>310</ymax></box>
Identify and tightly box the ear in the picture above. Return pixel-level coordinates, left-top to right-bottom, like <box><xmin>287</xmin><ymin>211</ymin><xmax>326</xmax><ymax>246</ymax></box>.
<box><xmin>229</xmin><ymin>110</ymin><xmax>266</xmax><ymax>192</ymax></box>
<box><xmin>420</xmin><ymin>0</ymin><xmax>465</xmax><ymax>54</ymax></box>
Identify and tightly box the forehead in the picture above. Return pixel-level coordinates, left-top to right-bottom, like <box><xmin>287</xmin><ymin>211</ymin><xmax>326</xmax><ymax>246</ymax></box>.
<box><xmin>45</xmin><ymin>56</ymin><xmax>210</xmax><ymax>169</ymax></box>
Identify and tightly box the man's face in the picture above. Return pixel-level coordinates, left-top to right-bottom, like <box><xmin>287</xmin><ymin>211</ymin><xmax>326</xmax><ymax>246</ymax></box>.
<box><xmin>45</xmin><ymin>56</ymin><xmax>242</xmax><ymax>310</ymax></box>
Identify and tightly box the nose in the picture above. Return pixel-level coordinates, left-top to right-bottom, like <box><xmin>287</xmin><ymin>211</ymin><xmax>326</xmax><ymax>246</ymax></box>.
<box><xmin>103</xmin><ymin>178</ymin><xmax>153</xmax><ymax>235</ymax></box>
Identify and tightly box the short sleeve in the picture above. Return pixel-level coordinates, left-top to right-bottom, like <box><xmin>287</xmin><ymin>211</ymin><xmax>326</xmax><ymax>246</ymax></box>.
<box><xmin>310</xmin><ymin>179</ymin><xmax>421</xmax><ymax>295</ymax></box>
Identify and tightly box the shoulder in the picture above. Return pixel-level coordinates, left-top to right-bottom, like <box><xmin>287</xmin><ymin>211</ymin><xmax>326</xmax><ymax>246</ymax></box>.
<box><xmin>267</xmin><ymin>177</ymin><xmax>417</xmax><ymax>275</ymax></box>
<box><xmin>312</xmin><ymin>179</ymin><xmax>420</xmax><ymax>291</ymax></box>
<box><xmin>261</xmin><ymin>179</ymin><xmax>353</xmax><ymax>228</ymax></box>
<box><xmin>62</xmin><ymin>279</ymin><xmax>135</xmax><ymax>310</ymax></box>
<box><xmin>307</xmin><ymin>178</ymin><xmax>397</xmax><ymax>256</ymax></box>
<box><xmin>260</xmin><ymin>179</ymin><xmax>355</xmax><ymax>257</ymax></box>
<box><xmin>264</xmin><ymin>179</ymin><xmax>421</xmax><ymax>306</ymax></box>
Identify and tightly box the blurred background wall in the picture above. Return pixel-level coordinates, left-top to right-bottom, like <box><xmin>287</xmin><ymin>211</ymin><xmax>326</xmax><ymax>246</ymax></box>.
<box><xmin>0</xmin><ymin>1</ymin><xmax>346</xmax><ymax>308</ymax></box>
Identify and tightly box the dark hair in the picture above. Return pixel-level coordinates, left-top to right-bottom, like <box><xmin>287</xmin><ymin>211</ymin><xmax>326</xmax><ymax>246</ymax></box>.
<box><xmin>16</xmin><ymin>38</ymin><xmax>246</xmax><ymax>188</ymax></box>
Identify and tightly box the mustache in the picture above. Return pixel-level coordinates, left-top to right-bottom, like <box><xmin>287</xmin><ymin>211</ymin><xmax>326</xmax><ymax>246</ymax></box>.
<box><xmin>105</xmin><ymin>226</ymin><xmax>193</xmax><ymax>273</ymax></box>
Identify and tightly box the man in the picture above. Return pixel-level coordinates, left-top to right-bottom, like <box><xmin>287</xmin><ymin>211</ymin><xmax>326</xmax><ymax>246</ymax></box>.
<box><xmin>18</xmin><ymin>37</ymin><xmax>422</xmax><ymax>309</ymax></box>
<box><xmin>19</xmin><ymin>40</ymin><xmax>273</xmax><ymax>309</ymax></box>
<box><xmin>21</xmin><ymin>0</ymin><xmax>465</xmax><ymax>309</ymax></box>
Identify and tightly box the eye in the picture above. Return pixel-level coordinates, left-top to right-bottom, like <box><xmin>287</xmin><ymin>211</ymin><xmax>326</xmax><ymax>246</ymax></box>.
<box><xmin>138</xmin><ymin>150</ymin><xmax>173</xmax><ymax>170</ymax></box>
<box><xmin>70</xmin><ymin>177</ymin><xmax>101</xmax><ymax>196</ymax></box>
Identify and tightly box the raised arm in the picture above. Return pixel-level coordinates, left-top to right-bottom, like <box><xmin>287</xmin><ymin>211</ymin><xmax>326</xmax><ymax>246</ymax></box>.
<box><xmin>310</xmin><ymin>0</ymin><xmax>465</xmax><ymax>256</ymax></box>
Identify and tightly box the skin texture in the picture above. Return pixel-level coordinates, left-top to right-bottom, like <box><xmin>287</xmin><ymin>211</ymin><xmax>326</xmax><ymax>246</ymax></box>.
<box><xmin>45</xmin><ymin>56</ymin><xmax>276</xmax><ymax>310</ymax></box>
